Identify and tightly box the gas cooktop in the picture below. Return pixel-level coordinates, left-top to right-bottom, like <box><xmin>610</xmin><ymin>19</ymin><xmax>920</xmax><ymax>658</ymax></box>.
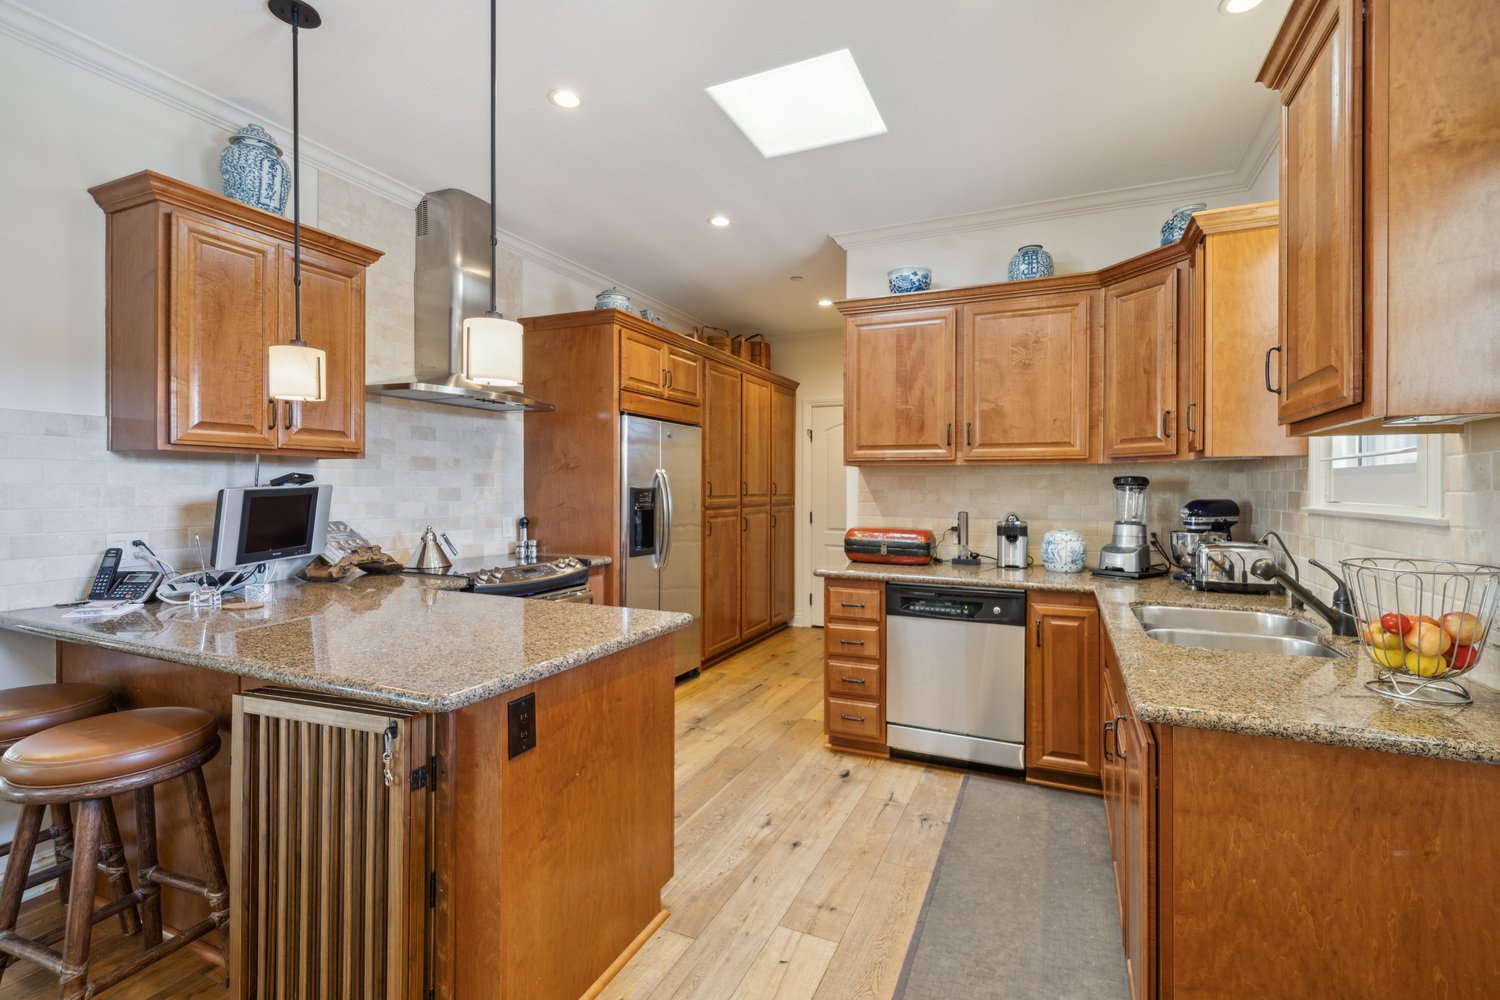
<box><xmin>406</xmin><ymin>555</ymin><xmax>590</xmax><ymax>597</ymax></box>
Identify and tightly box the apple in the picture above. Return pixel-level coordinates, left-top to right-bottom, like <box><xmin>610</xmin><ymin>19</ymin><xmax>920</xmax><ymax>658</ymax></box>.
<box><xmin>1361</xmin><ymin>620</ymin><xmax>1405</xmax><ymax>650</ymax></box>
<box><xmin>1441</xmin><ymin>612</ymin><xmax>1486</xmax><ymax>646</ymax></box>
<box><xmin>1404</xmin><ymin>649</ymin><xmax>1446</xmax><ymax>678</ymax></box>
<box><xmin>1446</xmin><ymin>645</ymin><xmax>1480</xmax><ymax>671</ymax></box>
<box><xmin>1381</xmin><ymin>612</ymin><xmax>1413</xmax><ymax>635</ymax></box>
<box><xmin>1403</xmin><ymin>620</ymin><xmax>1452</xmax><ymax>658</ymax></box>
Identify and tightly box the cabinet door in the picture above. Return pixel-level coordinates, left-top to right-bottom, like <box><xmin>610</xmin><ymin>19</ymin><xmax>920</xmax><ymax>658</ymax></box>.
<box><xmin>662</xmin><ymin>343</ymin><xmax>702</xmax><ymax>405</ymax></box>
<box><xmin>1122</xmin><ymin>714</ymin><xmax>1156</xmax><ymax>1000</ymax></box>
<box><xmin>277</xmin><ymin>246</ymin><xmax>365</xmax><ymax>454</ymax></box>
<box><xmin>962</xmin><ymin>292</ymin><xmax>1092</xmax><ymax>461</ymax></box>
<box><xmin>1185</xmin><ymin>245</ymin><xmax>1207</xmax><ymax>455</ymax></box>
<box><xmin>739</xmin><ymin>507</ymin><xmax>771</xmax><ymax>637</ymax></box>
<box><xmin>741</xmin><ymin>374</ymin><xmax>772</xmax><ymax>505</ymax></box>
<box><xmin>619</xmin><ymin>328</ymin><xmax>666</xmax><ymax>397</ymax></box>
<box><xmin>844</xmin><ymin>308</ymin><xmax>956</xmax><ymax>462</ymax></box>
<box><xmin>703</xmin><ymin>363</ymin><xmax>742</xmax><ymax>508</ymax></box>
<box><xmin>1025</xmin><ymin>598</ymin><xmax>1102</xmax><ymax>781</ymax></box>
<box><xmin>169</xmin><ymin>211</ymin><xmax>281</xmax><ymax>451</ymax></box>
<box><xmin>703</xmin><ymin>508</ymin><xmax>742</xmax><ymax>658</ymax></box>
<box><xmin>770</xmin><ymin>385</ymin><xmax>796</xmax><ymax>503</ymax></box>
<box><xmin>1275</xmin><ymin>0</ymin><xmax>1363</xmax><ymax>424</ymax></box>
<box><xmin>770</xmin><ymin>506</ymin><xmax>794</xmax><ymax>626</ymax></box>
<box><xmin>1104</xmin><ymin>265</ymin><xmax>1179</xmax><ymax>459</ymax></box>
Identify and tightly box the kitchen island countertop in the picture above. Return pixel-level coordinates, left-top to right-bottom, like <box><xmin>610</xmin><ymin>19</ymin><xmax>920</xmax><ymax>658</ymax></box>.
<box><xmin>0</xmin><ymin>573</ymin><xmax>689</xmax><ymax>712</ymax></box>
<box><xmin>817</xmin><ymin>562</ymin><xmax>1500</xmax><ymax>765</ymax></box>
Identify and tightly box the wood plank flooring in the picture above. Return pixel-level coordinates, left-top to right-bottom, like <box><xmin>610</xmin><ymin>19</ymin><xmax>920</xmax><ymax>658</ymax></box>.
<box><xmin>0</xmin><ymin>626</ymin><xmax>962</xmax><ymax>999</ymax></box>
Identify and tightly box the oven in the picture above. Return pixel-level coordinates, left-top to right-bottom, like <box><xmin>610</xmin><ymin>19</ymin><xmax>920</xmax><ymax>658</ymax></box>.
<box><xmin>527</xmin><ymin>583</ymin><xmax>594</xmax><ymax>604</ymax></box>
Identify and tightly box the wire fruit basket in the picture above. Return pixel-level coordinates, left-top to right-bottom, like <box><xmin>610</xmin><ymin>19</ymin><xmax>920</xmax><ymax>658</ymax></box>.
<box><xmin>1341</xmin><ymin>557</ymin><xmax>1500</xmax><ymax>705</ymax></box>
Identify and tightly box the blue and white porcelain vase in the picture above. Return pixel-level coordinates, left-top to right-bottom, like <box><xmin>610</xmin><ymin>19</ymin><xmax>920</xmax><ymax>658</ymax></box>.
<box><xmin>1007</xmin><ymin>244</ymin><xmax>1054</xmax><ymax>281</ymax></box>
<box><xmin>219</xmin><ymin>124</ymin><xmax>290</xmax><ymax>214</ymax></box>
<box><xmin>1041</xmin><ymin>528</ymin><xmax>1087</xmax><ymax>573</ymax></box>
<box><xmin>1159</xmin><ymin>202</ymin><xmax>1207</xmax><ymax>245</ymax></box>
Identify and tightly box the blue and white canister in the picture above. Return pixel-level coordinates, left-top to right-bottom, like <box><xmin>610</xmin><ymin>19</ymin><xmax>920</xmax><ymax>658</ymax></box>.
<box><xmin>1007</xmin><ymin>244</ymin><xmax>1054</xmax><ymax>281</ymax></box>
<box><xmin>1159</xmin><ymin>202</ymin><xmax>1208</xmax><ymax>245</ymax></box>
<box><xmin>1041</xmin><ymin>528</ymin><xmax>1087</xmax><ymax>573</ymax></box>
<box><xmin>219</xmin><ymin>124</ymin><xmax>290</xmax><ymax>214</ymax></box>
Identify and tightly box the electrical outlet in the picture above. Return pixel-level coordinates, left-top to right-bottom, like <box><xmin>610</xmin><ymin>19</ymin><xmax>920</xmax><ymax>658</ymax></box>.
<box><xmin>507</xmin><ymin>693</ymin><xmax>537</xmax><ymax>759</ymax></box>
<box><xmin>106</xmin><ymin>534</ymin><xmax>149</xmax><ymax>569</ymax></box>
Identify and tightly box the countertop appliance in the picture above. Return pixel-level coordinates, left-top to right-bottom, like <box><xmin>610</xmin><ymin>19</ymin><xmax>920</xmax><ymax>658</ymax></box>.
<box><xmin>1095</xmin><ymin>476</ymin><xmax>1167</xmax><ymax>579</ymax></box>
<box><xmin>623</xmin><ymin>415</ymin><xmax>702</xmax><ymax>677</ymax></box>
<box><xmin>1192</xmin><ymin>541</ymin><xmax>1281</xmax><ymax>594</ymax></box>
<box><xmin>952</xmin><ymin>511</ymin><xmax>980</xmax><ymax>565</ymax></box>
<box><xmin>1166</xmin><ymin>499</ymin><xmax>1241</xmax><ymax>585</ymax></box>
<box><xmin>408</xmin><ymin>555</ymin><xmax>594</xmax><ymax>601</ymax></box>
<box><xmin>885</xmin><ymin>583</ymin><xmax>1028</xmax><ymax>771</ymax></box>
<box><xmin>843</xmin><ymin>527</ymin><xmax>936</xmax><ymax>565</ymax></box>
<box><xmin>997</xmin><ymin>513</ymin><xmax>1029</xmax><ymax>569</ymax></box>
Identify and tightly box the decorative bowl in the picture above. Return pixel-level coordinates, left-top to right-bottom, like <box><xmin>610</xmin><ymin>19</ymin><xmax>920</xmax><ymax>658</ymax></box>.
<box><xmin>887</xmin><ymin>267</ymin><xmax>932</xmax><ymax>295</ymax></box>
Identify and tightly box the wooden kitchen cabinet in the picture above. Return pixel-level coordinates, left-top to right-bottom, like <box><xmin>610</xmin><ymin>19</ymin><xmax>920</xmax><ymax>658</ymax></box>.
<box><xmin>961</xmin><ymin>292</ymin><xmax>1095</xmax><ymax>461</ymax></box>
<box><xmin>703</xmin><ymin>361</ymin><xmax>742</xmax><ymax>508</ymax></box>
<box><xmin>1100</xmin><ymin>629</ymin><xmax>1155</xmax><ymax>1000</ymax></box>
<box><xmin>741</xmin><ymin>373</ymin><xmax>773</xmax><ymax>505</ymax></box>
<box><xmin>1258</xmin><ymin>0</ymin><xmax>1500</xmax><ymax>432</ymax></box>
<box><xmin>90</xmin><ymin>172</ymin><xmax>381</xmax><ymax>459</ymax></box>
<box><xmin>1025</xmin><ymin>592</ymin><xmax>1102</xmax><ymax>791</ymax></box>
<box><xmin>844</xmin><ymin>307</ymin><xmax>957</xmax><ymax>463</ymax></box>
<box><xmin>821</xmin><ymin>579</ymin><xmax>887</xmax><ymax>755</ymax></box>
<box><xmin>770</xmin><ymin>505</ymin><xmax>794</xmax><ymax>626</ymax></box>
<box><xmin>739</xmin><ymin>507</ymin><xmax>772</xmax><ymax>636</ymax></box>
<box><xmin>620</xmin><ymin>327</ymin><xmax>703</xmax><ymax>416</ymax></box>
<box><xmin>702</xmin><ymin>508</ymin><xmax>742</xmax><ymax>660</ymax></box>
<box><xmin>1102</xmin><ymin>263</ymin><xmax>1180</xmax><ymax>460</ymax></box>
<box><xmin>1180</xmin><ymin>205</ymin><xmax>1304</xmax><ymax>459</ymax></box>
<box><xmin>771</xmin><ymin>384</ymin><xmax>796</xmax><ymax>503</ymax></box>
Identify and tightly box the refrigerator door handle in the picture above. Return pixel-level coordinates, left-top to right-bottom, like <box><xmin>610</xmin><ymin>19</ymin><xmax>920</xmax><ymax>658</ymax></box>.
<box><xmin>656</xmin><ymin>466</ymin><xmax>673</xmax><ymax>570</ymax></box>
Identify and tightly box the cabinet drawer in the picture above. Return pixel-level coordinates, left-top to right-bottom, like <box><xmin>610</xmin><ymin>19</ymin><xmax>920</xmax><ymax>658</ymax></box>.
<box><xmin>825</xmin><ymin>623</ymin><xmax>880</xmax><ymax>661</ymax></box>
<box><xmin>827</xmin><ymin>585</ymin><xmax>881</xmax><ymax>623</ymax></box>
<box><xmin>827</xmin><ymin>696</ymin><xmax>883</xmax><ymax>743</ymax></box>
<box><xmin>826</xmin><ymin>659</ymin><xmax>882</xmax><ymax>699</ymax></box>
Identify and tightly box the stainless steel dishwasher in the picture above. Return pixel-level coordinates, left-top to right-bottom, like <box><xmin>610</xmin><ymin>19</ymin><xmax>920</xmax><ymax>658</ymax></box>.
<box><xmin>885</xmin><ymin>583</ymin><xmax>1027</xmax><ymax>770</ymax></box>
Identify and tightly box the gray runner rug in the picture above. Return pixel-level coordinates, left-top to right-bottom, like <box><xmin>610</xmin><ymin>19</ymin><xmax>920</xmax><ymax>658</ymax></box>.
<box><xmin>894</xmin><ymin>774</ymin><xmax>1131</xmax><ymax>1000</ymax></box>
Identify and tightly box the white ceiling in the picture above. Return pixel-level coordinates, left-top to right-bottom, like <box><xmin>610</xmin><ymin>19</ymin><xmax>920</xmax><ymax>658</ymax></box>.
<box><xmin>17</xmin><ymin>0</ymin><xmax>1291</xmax><ymax>337</ymax></box>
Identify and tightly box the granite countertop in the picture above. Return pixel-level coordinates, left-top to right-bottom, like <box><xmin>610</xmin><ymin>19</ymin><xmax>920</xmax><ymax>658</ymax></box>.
<box><xmin>817</xmin><ymin>562</ymin><xmax>1500</xmax><ymax>765</ymax></box>
<box><xmin>0</xmin><ymin>575</ymin><xmax>688</xmax><ymax>712</ymax></box>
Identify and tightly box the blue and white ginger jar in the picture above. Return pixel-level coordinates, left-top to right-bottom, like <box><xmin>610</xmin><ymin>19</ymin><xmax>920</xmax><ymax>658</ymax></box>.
<box><xmin>887</xmin><ymin>267</ymin><xmax>932</xmax><ymax>295</ymax></box>
<box><xmin>1041</xmin><ymin>529</ymin><xmax>1087</xmax><ymax>573</ymax></box>
<box><xmin>1159</xmin><ymin>202</ymin><xmax>1208</xmax><ymax>245</ymax></box>
<box><xmin>594</xmin><ymin>287</ymin><xmax>633</xmax><ymax>311</ymax></box>
<box><xmin>219</xmin><ymin>124</ymin><xmax>290</xmax><ymax>214</ymax></box>
<box><xmin>1007</xmin><ymin>244</ymin><xmax>1054</xmax><ymax>281</ymax></box>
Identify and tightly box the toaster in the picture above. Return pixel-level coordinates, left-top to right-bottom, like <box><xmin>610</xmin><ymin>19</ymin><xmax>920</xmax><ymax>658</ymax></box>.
<box><xmin>843</xmin><ymin>527</ymin><xmax>937</xmax><ymax>565</ymax></box>
<box><xmin>1191</xmin><ymin>541</ymin><xmax>1283</xmax><ymax>593</ymax></box>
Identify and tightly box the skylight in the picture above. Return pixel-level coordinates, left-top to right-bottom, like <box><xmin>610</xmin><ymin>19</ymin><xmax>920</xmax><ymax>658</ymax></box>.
<box><xmin>706</xmin><ymin>49</ymin><xmax>887</xmax><ymax>159</ymax></box>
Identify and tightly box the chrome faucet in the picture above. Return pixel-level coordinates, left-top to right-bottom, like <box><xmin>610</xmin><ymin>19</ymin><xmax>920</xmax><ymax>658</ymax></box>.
<box><xmin>1250</xmin><ymin>558</ymin><xmax>1360</xmax><ymax>637</ymax></box>
<box><xmin>1258</xmin><ymin>531</ymin><xmax>1301</xmax><ymax>609</ymax></box>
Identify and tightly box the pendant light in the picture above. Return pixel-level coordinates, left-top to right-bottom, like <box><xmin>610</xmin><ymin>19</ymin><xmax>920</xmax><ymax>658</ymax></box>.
<box><xmin>461</xmin><ymin>0</ymin><xmax>524</xmax><ymax>388</ymax></box>
<box><xmin>267</xmin><ymin>0</ymin><xmax>327</xmax><ymax>403</ymax></box>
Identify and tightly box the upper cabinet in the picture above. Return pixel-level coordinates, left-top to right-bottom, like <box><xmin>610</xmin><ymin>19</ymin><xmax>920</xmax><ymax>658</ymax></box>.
<box><xmin>771</xmin><ymin>385</ymin><xmax>797</xmax><ymax>504</ymax></box>
<box><xmin>620</xmin><ymin>327</ymin><xmax>703</xmax><ymax>417</ymax></box>
<box><xmin>1102</xmin><ymin>263</ymin><xmax>1180</xmax><ymax>460</ymax></box>
<box><xmin>844</xmin><ymin>308</ymin><xmax>957</xmax><ymax>463</ymax></box>
<box><xmin>1258</xmin><ymin>0</ymin><xmax>1500</xmax><ymax>432</ymax></box>
<box><xmin>90</xmin><ymin>171</ymin><xmax>381</xmax><ymax>459</ymax></box>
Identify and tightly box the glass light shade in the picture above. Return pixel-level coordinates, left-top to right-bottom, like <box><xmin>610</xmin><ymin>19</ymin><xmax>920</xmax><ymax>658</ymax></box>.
<box><xmin>463</xmin><ymin>315</ymin><xmax>524</xmax><ymax>387</ymax></box>
<box><xmin>268</xmin><ymin>342</ymin><xmax>327</xmax><ymax>401</ymax></box>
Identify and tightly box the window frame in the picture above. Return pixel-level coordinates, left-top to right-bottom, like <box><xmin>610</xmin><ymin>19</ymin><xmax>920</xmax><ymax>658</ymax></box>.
<box><xmin>1305</xmin><ymin>434</ymin><xmax>1447</xmax><ymax>525</ymax></box>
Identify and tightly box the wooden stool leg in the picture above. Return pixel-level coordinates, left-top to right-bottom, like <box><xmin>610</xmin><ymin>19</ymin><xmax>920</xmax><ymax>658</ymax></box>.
<box><xmin>132</xmin><ymin>786</ymin><xmax>163</xmax><ymax>950</ymax></box>
<box><xmin>98</xmin><ymin>798</ymin><xmax>140</xmax><ymax>936</ymax></box>
<box><xmin>180</xmin><ymin>767</ymin><xmax>229</xmax><ymax>955</ymax></box>
<box><xmin>49</xmin><ymin>803</ymin><xmax>74</xmax><ymax>901</ymax></box>
<box><xmin>0</xmin><ymin>804</ymin><xmax>45</xmax><ymax>986</ymax></box>
<box><xmin>59</xmin><ymin>799</ymin><xmax>103</xmax><ymax>1000</ymax></box>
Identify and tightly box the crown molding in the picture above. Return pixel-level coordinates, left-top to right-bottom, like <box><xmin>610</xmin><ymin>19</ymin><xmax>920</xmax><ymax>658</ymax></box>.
<box><xmin>1236</xmin><ymin>104</ymin><xmax>1282</xmax><ymax>193</ymax></box>
<box><xmin>0</xmin><ymin>0</ymin><xmax>425</xmax><ymax>209</ymax></box>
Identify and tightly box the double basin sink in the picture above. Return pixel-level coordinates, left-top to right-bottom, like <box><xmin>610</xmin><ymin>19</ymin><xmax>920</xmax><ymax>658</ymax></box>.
<box><xmin>1133</xmin><ymin>605</ymin><xmax>1347</xmax><ymax>660</ymax></box>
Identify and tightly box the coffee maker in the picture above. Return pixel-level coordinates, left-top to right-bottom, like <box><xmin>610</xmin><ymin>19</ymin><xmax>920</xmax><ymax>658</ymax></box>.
<box><xmin>1094</xmin><ymin>476</ymin><xmax>1167</xmax><ymax>578</ymax></box>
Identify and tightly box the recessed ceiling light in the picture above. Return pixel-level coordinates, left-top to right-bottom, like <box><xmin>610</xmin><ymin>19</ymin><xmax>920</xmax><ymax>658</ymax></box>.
<box><xmin>548</xmin><ymin>88</ymin><xmax>582</xmax><ymax>109</ymax></box>
<box><xmin>1218</xmin><ymin>0</ymin><xmax>1264</xmax><ymax>12</ymax></box>
<box><xmin>708</xmin><ymin>214</ymin><xmax>731</xmax><ymax>227</ymax></box>
<box><xmin>706</xmin><ymin>49</ymin><xmax>888</xmax><ymax>158</ymax></box>
<box><xmin>817</xmin><ymin>298</ymin><xmax>833</xmax><ymax>307</ymax></box>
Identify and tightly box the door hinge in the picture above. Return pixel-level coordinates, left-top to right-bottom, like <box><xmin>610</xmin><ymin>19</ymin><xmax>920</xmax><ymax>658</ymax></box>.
<box><xmin>808</xmin><ymin>510</ymin><xmax>813</xmax><ymax>524</ymax></box>
<box><xmin>806</xmin><ymin>428</ymin><xmax>813</xmax><ymax>441</ymax></box>
<box><xmin>427</xmin><ymin>989</ymin><xmax>436</xmax><ymax>1000</ymax></box>
<box><xmin>409</xmin><ymin>754</ymin><xmax>437</xmax><ymax>791</ymax></box>
<box><xmin>809</xmin><ymin>592</ymin><xmax>813</xmax><ymax>606</ymax></box>
<box><xmin>428</xmin><ymin>871</ymin><xmax>438</xmax><ymax>908</ymax></box>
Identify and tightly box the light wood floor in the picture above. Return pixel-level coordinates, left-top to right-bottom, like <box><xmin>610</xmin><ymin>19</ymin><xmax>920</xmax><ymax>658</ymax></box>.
<box><xmin>0</xmin><ymin>626</ymin><xmax>962</xmax><ymax>999</ymax></box>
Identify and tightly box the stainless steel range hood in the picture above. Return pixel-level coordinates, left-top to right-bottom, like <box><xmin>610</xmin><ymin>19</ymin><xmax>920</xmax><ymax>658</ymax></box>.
<box><xmin>367</xmin><ymin>188</ymin><xmax>552</xmax><ymax>413</ymax></box>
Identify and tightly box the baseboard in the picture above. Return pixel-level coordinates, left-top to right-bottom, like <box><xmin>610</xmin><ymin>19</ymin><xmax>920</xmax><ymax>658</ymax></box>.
<box><xmin>579</xmin><ymin>908</ymin><xmax>669</xmax><ymax>1000</ymax></box>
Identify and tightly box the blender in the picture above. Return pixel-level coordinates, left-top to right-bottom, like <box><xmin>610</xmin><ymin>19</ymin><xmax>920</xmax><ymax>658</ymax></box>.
<box><xmin>1094</xmin><ymin>476</ymin><xmax>1165</xmax><ymax>578</ymax></box>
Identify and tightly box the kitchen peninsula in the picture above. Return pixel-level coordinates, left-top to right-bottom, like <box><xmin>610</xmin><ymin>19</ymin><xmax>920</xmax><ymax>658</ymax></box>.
<box><xmin>0</xmin><ymin>574</ymin><xmax>691</xmax><ymax>1000</ymax></box>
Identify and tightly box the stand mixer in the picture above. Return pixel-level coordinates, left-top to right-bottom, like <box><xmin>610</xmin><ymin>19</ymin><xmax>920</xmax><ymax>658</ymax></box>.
<box><xmin>1163</xmin><ymin>499</ymin><xmax>1239</xmax><ymax>577</ymax></box>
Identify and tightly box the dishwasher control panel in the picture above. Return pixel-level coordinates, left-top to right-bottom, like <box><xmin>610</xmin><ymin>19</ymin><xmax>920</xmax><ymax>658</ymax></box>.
<box><xmin>885</xmin><ymin>584</ymin><xmax>1026</xmax><ymax>625</ymax></box>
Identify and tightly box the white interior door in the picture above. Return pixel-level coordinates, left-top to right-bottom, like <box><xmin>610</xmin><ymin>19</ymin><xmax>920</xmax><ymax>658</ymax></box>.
<box><xmin>805</xmin><ymin>402</ymin><xmax>846</xmax><ymax>627</ymax></box>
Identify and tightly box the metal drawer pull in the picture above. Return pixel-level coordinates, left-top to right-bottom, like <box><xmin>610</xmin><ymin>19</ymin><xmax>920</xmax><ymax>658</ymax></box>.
<box><xmin>1186</xmin><ymin>401</ymin><xmax>1197</xmax><ymax>434</ymax></box>
<box><xmin>285</xmin><ymin>403</ymin><xmax>293</xmax><ymax>430</ymax></box>
<box><xmin>1161</xmin><ymin>409</ymin><xmax>1172</xmax><ymax>439</ymax></box>
<box><xmin>839</xmin><ymin>601</ymin><xmax>866</xmax><ymax>608</ymax></box>
<box><xmin>1103</xmin><ymin>720</ymin><xmax>1116</xmax><ymax>763</ymax></box>
<box><xmin>839</xmin><ymin>713</ymin><xmax>867</xmax><ymax>724</ymax></box>
<box><xmin>838</xmin><ymin>638</ymin><xmax>865</xmax><ymax>646</ymax></box>
<box><xmin>1264</xmin><ymin>344</ymin><xmax>1282</xmax><ymax>394</ymax></box>
<box><xmin>840</xmin><ymin>676</ymin><xmax>867</xmax><ymax>685</ymax></box>
<box><xmin>1113</xmin><ymin>715</ymin><xmax>1127</xmax><ymax>761</ymax></box>
<box><xmin>267</xmin><ymin>399</ymin><xmax>276</xmax><ymax>429</ymax></box>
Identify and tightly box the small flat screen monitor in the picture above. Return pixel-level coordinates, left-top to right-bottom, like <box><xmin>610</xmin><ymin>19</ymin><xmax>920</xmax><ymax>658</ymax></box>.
<box><xmin>209</xmin><ymin>485</ymin><xmax>332</xmax><ymax>571</ymax></box>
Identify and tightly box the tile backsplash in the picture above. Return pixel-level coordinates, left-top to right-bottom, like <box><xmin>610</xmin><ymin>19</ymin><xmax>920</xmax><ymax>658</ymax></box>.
<box><xmin>0</xmin><ymin>399</ymin><xmax>524</xmax><ymax>612</ymax></box>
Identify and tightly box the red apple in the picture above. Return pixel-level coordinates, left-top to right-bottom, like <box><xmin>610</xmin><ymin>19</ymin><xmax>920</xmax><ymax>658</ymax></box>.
<box><xmin>1441</xmin><ymin>612</ymin><xmax>1486</xmax><ymax>646</ymax></box>
<box><xmin>1446</xmin><ymin>645</ymin><xmax>1480</xmax><ymax>671</ymax></box>
<box><xmin>1380</xmin><ymin>612</ymin><xmax>1412</xmax><ymax>635</ymax></box>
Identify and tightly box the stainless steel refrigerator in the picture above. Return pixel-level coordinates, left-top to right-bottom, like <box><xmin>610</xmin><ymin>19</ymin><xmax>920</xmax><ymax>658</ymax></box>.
<box><xmin>622</xmin><ymin>415</ymin><xmax>702</xmax><ymax>677</ymax></box>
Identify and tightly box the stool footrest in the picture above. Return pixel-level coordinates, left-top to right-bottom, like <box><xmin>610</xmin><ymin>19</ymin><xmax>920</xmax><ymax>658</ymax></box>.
<box><xmin>87</xmin><ymin>915</ymin><xmax>220</xmax><ymax>996</ymax></box>
<box><xmin>0</xmin><ymin>928</ymin><xmax>66</xmax><ymax>976</ymax></box>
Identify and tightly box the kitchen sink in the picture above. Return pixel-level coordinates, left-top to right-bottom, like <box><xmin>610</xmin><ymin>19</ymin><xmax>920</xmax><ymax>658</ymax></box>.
<box><xmin>1132</xmin><ymin>604</ymin><xmax>1346</xmax><ymax>659</ymax></box>
<box><xmin>1132</xmin><ymin>604</ymin><xmax>1322</xmax><ymax>639</ymax></box>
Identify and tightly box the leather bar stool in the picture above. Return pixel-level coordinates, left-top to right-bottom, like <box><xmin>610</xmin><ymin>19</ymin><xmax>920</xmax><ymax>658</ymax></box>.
<box><xmin>0</xmin><ymin>684</ymin><xmax>130</xmax><ymax>907</ymax></box>
<box><xmin>0</xmin><ymin>707</ymin><xmax>229</xmax><ymax>999</ymax></box>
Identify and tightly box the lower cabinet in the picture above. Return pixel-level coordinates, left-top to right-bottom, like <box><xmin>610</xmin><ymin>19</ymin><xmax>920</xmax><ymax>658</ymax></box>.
<box><xmin>1025</xmin><ymin>591</ymin><xmax>1102</xmax><ymax>790</ymax></box>
<box><xmin>771</xmin><ymin>504</ymin><xmax>794</xmax><ymax>625</ymax></box>
<box><xmin>821</xmin><ymin>580</ymin><xmax>887</xmax><ymax>754</ymax></box>
<box><xmin>703</xmin><ymin>508</ymin><xmax>742</xmax><ymax>660</ymax></box>
<box><xmin>1101</xmin><ymin>630</ymin><xmax>1156</xmax><ymax>1000</ymax></box>
<box><xmin>740</xmin><ymin>507</ymin><xmax>772</xmax><ymax>636</ymax></box>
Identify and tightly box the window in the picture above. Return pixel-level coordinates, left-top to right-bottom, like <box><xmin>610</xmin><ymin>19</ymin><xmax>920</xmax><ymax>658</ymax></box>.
<box><xmin>1306</xmin><ymin>434</ymin><xmax>1446</xmax><ymax>523</ymax></box>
